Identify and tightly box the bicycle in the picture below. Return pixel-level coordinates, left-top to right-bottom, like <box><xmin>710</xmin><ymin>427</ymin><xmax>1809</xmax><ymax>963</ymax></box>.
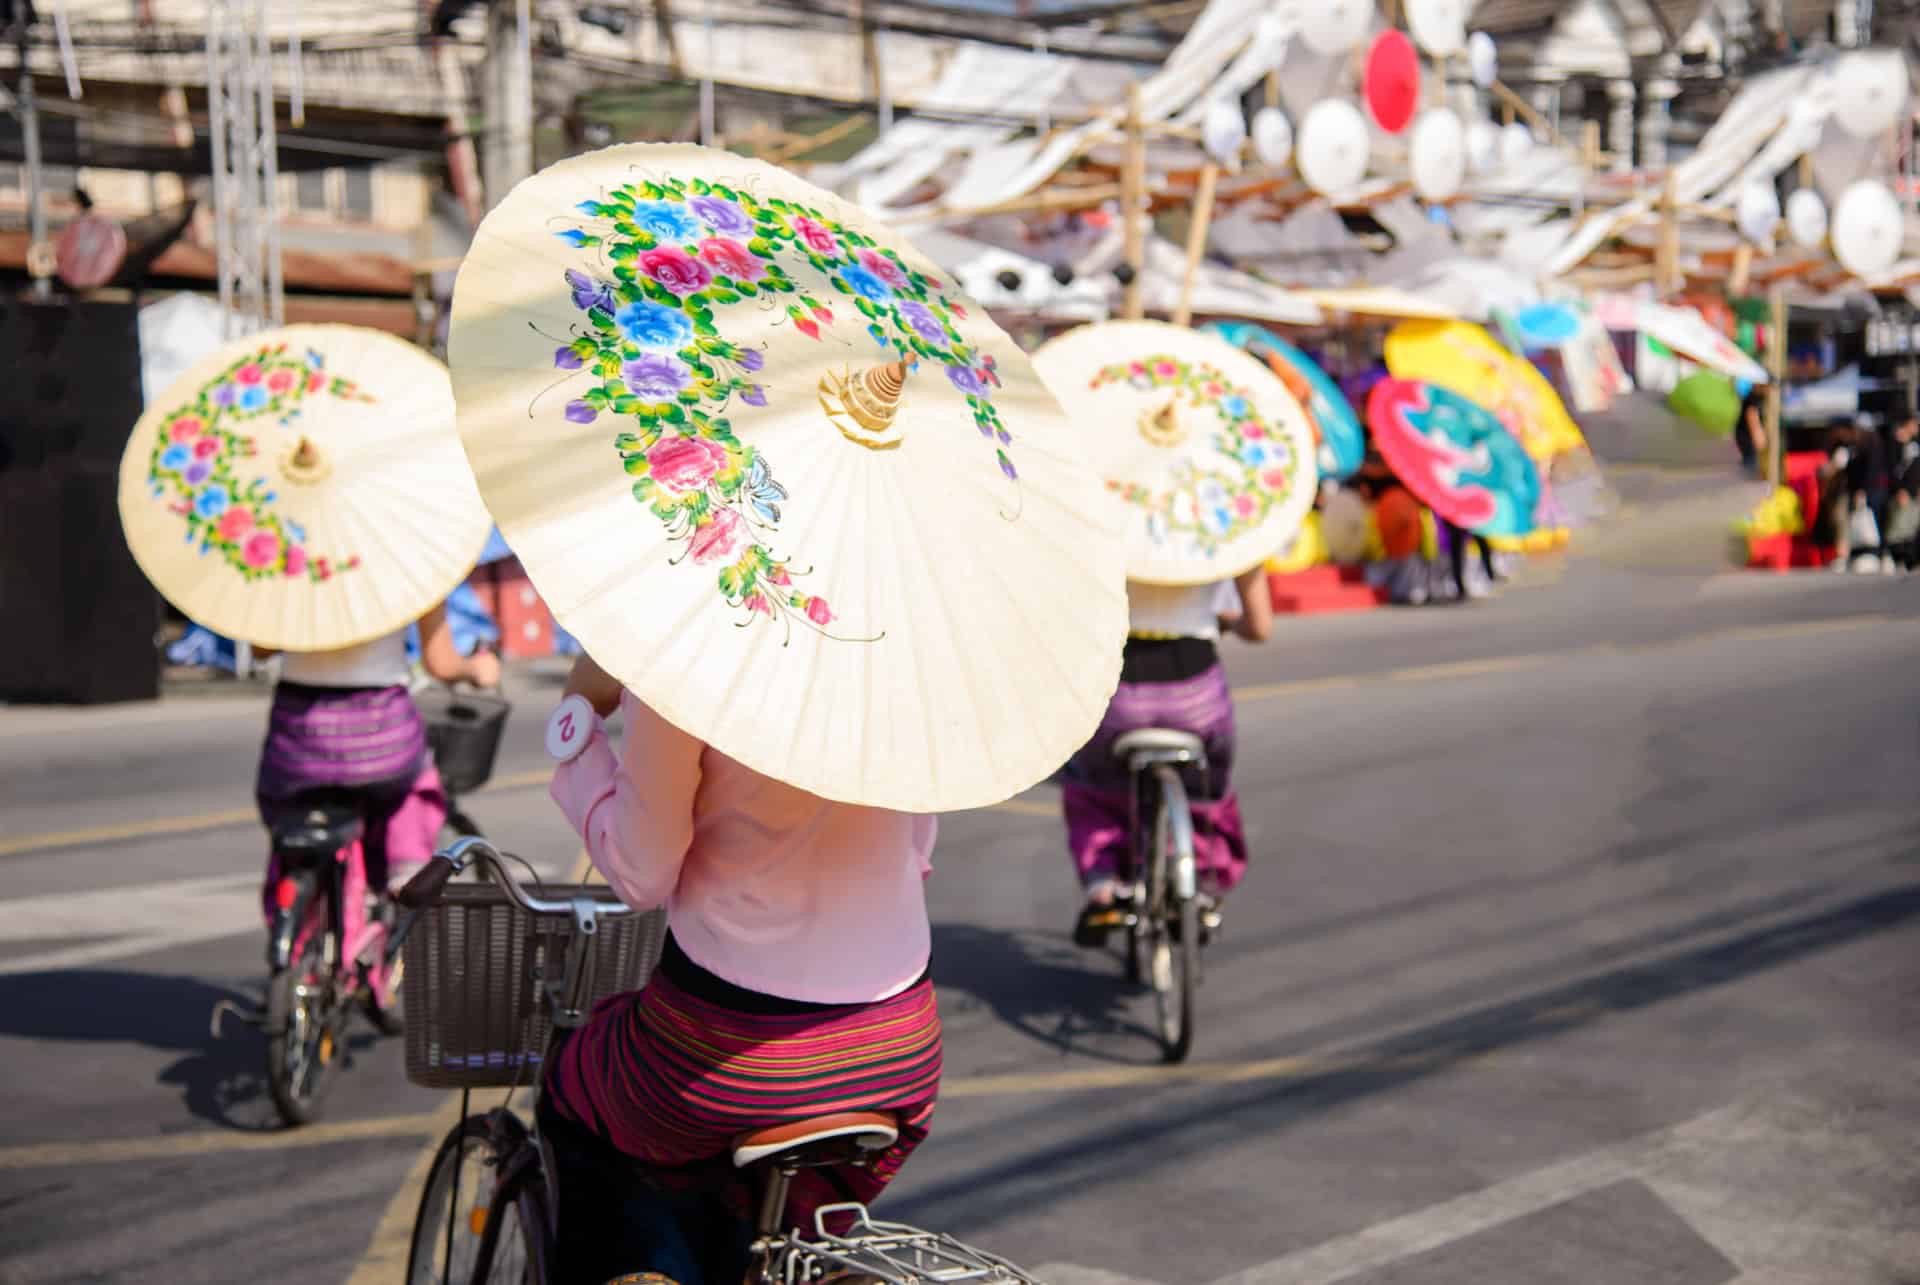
<box><xmin>396</xmin><ymin>837</ymin><xmax>1042</xmax><ymax>1285</ymax></box>
<box><xmin>1109</xmin><ymin>728</ymin><xmax>1210</xmax><ymax>1063</ymax></box>
<box><xmin>211</xmin><ymin>788</ymin><xmax>410</xmax><ymax>1126</ymax></box>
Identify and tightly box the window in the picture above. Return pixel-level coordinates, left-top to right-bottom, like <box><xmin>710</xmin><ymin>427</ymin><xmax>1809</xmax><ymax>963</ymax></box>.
<box><xmin>342</xmin><ymin>167</ymin><xmax>373</xmax><ymax>220</ymax></box>
<box><xmin>295</xmin><ymin>168</ymin><xmax>327</xmax><ymax>212</ymax></box>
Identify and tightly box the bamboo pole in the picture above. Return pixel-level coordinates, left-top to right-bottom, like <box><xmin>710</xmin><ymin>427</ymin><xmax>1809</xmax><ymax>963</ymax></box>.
<box><xmin>1172</xmin><ymin>162</ymin><xmax>1220</xmax><ymax>328</ymax></box>
<box><xmin>1729</xmin><ymin>243</ymin><xmax>1754</xmax><ymax>296</ymax></box>
<box><xmin>1489</xmin><ymin>80</ymin><xmax>1565</xmax><ymax>149</ymax></box>
<box><xmin>1123</xmin><ymin>82</ymin><xmax>1146</xmax><ymax>320</ymax></box>
<box><xmin>1765</xmin><ymin>283</ymin><xmax>1787</xmax><ymax>485</ymax></box>
<box><xmin>1655</xmin><ymin>172</ymin><xmax>1680</xmax><ymax>298</ymax></box>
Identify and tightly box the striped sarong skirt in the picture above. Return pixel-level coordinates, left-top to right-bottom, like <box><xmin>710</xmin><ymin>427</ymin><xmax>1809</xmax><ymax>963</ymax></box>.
<box><xmin>544</xmin><ymin>935</ymin><xmax>942</xmax><ymax>1232</ymax></box>
<box><xmin>255</xmin><ymin>681</ymin><xmax>427</xmax><ymax>800</ymax></box>
<box><xmin>253</xmin><ymin>681</ymin><xmax>440</xmax><ymax>895</ymax></box>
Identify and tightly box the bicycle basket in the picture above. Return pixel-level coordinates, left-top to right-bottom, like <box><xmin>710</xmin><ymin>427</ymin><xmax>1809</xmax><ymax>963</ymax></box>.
<box><xmin>400</xmin><ymin>881</ymin><xmax>665</xmax><ymax>1089</ymax></box>
<box><xmin>419</xmin><ymin>689</ymin><xmax>511</xmax><ymax>795</ymax></box>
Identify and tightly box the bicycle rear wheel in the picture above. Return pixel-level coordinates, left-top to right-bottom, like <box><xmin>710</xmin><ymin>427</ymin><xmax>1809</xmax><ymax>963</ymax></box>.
<box><xmin>408</xmin><ymin>1115</ymin><xmax>549</xmax><ymax>1285</ymax></box>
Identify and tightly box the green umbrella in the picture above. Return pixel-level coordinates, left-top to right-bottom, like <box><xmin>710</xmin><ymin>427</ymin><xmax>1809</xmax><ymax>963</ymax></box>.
<box><xmin>1667</xmin><ymin>370</ymin><xmax>1741</xmax><ymax>436</ymax></box>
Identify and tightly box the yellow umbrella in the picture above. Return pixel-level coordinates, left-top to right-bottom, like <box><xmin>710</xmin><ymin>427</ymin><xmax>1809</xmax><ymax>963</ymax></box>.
<box><xmin>448</xmin><ymin>143</ymin><xmax>1126</xmax><ymax>812</ymax></box>
<box><xmin>1383</xmin><ymin>319</ymin><xmax>1587</xmax><ymax>460</ymax></box>
<box><xmin>1033</xmin><ymin>320</ymin><xmax>1319</xmax><ymax>587</ymax></box>
<box><xmin>118</xmin><ymin>324</ymin><xmax>490</xmax><ymax>650</ymax></box>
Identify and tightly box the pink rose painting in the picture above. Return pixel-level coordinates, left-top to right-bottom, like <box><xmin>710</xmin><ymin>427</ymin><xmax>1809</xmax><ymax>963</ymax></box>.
<box><xmin>640</xmin><ymin>247</ymin><xmax>713</xmax><ymax>296</ymax></box>
<box><xmin>688</xmin><ymin>507</ymin><xmax>746</xmax><ymax>565</ymax></box>
<box><xmin>858</xmin><ymin>249</ymin><xmax>909</xmax><ymax>290</ymax></box>
<box><xmin>646</xmin><ymin>434</ymin><xmax>729</xmax><ymax>495</ymax></box>
<box><xmin>791</xmin><ymin>215</ymin><xmax>838</xmax><ymax>256</ymax></box>
<box><xmin>284</xmin><ymin>545</ymin><xmax>308</xmax><ymax>577</ymax></box>
<box><xmin>217</xmin><ymin>507</ymin><xmax>255</xmax><ymax>542</ymax></box>
<box><xmin>169</xmin><ymin>417</ymin><xmax>202</xmax><ymax>443</ymax></box>
<box><xmin>267</xmin><ymin>368</ymin><xmax>297</xmax><ymax>393</ymax></box>
<box><xmin>236</xmin><ymin>363</ymin><xmax>264</xmax><ymax>386</ymax></box>
<box><xmin>243</xmin><ymin>529</ymin><xmax>281</xmax><ymax>569</ymax></box>
<box><xmin>806</xmin><ymin>598</ymin><xmax>834</xmax><ymax>626</ymax></box>
<box><xmin>698</xmin><ymin>237</ymin><xmax>764</xmax><ymax>282</ymax></box>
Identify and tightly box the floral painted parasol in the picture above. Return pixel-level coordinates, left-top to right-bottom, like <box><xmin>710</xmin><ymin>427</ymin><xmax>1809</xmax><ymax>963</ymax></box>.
<box><xmin>117</xmin><ymin>324</ymin><xmax>491</xmax><ymax>650</ymax></box>
<box><xmin>448</xmin><ymin>144</ymin><xmax>1125</xmax><ymax>812</ymax></box>
<box><xmin>1033</xmin><ymin>321</ymin><xmax>1318</xmax><ymax>587</ymax></box>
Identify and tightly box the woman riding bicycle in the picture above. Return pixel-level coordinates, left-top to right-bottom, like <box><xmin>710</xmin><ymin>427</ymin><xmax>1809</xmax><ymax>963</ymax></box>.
<box><xmin>253</xmin><ymin>605</ymin><xmax>500</xmax><ymax>903</ymax></box>
<box><xmin>537</xmin><ymin>654</ymin><xmax>944</xmax><ymax>1285</ymax></box>
<box><xmin>1063</xmin><ymin>568</ymin><xmax>1272</xmax><ymax>946</ymax></box>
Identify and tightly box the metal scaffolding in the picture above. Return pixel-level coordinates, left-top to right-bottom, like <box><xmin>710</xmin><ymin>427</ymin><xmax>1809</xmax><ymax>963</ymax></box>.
<box><xmin>206</xmin><ymin>0</ymin><xmax>284</xmax><ymax>338</ymax></box>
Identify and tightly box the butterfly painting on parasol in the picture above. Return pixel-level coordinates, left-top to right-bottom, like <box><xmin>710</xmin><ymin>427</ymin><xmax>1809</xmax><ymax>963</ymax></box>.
<box><xmin>535</xmin><ymin>168</ymin><xmax>1011</xmax><ymax>638</ymax></box>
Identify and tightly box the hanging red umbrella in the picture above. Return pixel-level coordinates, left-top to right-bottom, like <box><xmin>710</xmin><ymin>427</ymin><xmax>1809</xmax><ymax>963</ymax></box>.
<box><xmin>1364</xmin><ymin>31</ymin><xmax>1421</xmax><ymax>134</ymax></box>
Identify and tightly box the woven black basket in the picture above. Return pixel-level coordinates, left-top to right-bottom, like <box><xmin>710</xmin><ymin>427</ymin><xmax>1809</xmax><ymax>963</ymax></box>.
<box><xmin>400</xmin><ymin>882</ymin><xmax>665</xmax><ymax>1089</ymax></box>
<box><xmin>420</xmin><ymin>689</ymin><xmax>511</xmax><ymax>795</ymax></box>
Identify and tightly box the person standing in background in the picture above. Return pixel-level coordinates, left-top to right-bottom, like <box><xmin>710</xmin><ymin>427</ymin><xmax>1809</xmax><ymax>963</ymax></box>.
<box><xmin>1734</xmin><ymin>384</ymin><xmax>1769</xmax><ymax>477</ymax></box>
<box><xmin>1845</xmin><ymin>412</ymin><xmax>1890</xmax><ymax>572</ymax></box>
<box><xmin>1884</xmin><ymin>414</ymin><xmax>1919</xmax><ymax>571</ymax></box>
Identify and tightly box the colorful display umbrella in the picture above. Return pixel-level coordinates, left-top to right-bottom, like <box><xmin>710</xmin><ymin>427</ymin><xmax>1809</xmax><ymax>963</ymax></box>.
<box><xmin>1203</xmin><ymin>321</ymin><xmax>1364</xmax><ymax>480</ymax></box>
<box><xmin>1593</xmin><ymin>295</ymin><xmax>1768</xmax><ymax>385</ymax></box>
<box><xmin>1033</xmin><ymin>320</ymin><xmax>1318</xmax><ymax>586</ymax></box>
<box><xmin>1365</xmin><ymin>379</ymin><xmax>1541</xmax><ymax>539</ymax></box>
<box><xmin>1363</xmin><ymin>31</ymin><xmax>1421</xmax><ymax>134</ymax></box>
<box><xmin>1668</xmin><ymin>370</ymin><xmax>1741</xmax><ymax>436</ymax></box>
<box><xmin>1495</xmin><ymin>302</ymin><xmax>1631</xmax><ymax>415</ymax></box>
<box><xmin>1383</xmin><ymin>319</ymin><xmax>1586</xmax><ymax>460</ymax></box>
<box><xmin>448</xmin><ymin>143</ymin><xmax>1126</xmax><ymax>812</ymax></box>
<box><xmin>1634</xmin><ymin>300</ymin><xmax>1769</xmax><ymax>385</ymax></box>
<box><xmin>118</xmin><ymin>324</ymin><xmax>492</xmax><ymax>651</ymax></box>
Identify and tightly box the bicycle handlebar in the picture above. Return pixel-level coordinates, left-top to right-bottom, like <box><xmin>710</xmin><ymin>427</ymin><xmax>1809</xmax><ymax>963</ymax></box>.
<box><xmin>396</xmin><ymin>836</ymin><xmax>635</xmax><ymax>919</ymax></box>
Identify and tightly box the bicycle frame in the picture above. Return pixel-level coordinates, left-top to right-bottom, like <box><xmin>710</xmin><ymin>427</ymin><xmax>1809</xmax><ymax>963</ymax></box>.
<box><xmin>266</xmin><ymin>835</ymin><xmax>384</xmax><ymax>988</ymax></box>
<box><xmin>1124</xmin><ymin>750</ymin><xmax>1205</xmax><ymax>909</ymax></box>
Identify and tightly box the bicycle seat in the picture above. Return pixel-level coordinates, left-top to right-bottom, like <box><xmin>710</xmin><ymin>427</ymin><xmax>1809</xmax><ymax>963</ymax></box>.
<box><xmin>731</xmin><ymin>1112</ymin><xmax>899</xmax><ymax>1170</ymax></box>
<box><xmin>271</xmin><ymin>795</ymin><xmax>365</xmax><ymax>858</ymax></box>
<box><xmin>1111</xmin><ymin>728</ymin><xmax>1206</xmax><ymax>764</ymax></box>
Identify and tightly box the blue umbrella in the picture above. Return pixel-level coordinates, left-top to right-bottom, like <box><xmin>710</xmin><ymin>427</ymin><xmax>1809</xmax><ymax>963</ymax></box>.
<box><xmin>1204</xmin><ymin>322</ymin><xmax>1365</xmax><ymax>480</ymax></box>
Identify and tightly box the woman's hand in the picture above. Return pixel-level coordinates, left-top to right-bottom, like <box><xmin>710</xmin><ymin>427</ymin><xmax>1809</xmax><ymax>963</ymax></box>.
<box><xmin>464</xmin><ymin>647</ymin><xmax>503</xmax><ymax>689</ymax></box>
<box><xmin>563</xmin><ymin>654</ymin><xmax>624</xmax><ymax>718</ymax></box>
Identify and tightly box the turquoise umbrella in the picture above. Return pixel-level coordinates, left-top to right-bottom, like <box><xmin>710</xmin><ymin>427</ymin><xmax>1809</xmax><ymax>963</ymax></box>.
<box><xmin>1205</xmin><ymin>321</ymin><xmax>1364</xmax><ymax>479</ymax></box>
<box><xmin>1365</xmin><ymin>378</ymin><xmax>1542</xmax><ymax>539</ymax></box>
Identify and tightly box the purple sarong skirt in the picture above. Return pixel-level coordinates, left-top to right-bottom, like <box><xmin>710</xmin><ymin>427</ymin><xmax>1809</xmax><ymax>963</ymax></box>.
<box><xmin>254</xmin><ymin>682</ymin><xmax>443</xmax><ymax>896</ymax></box>
<box><xmin>1061</xmin><ymin>661</ymin><xmax>1248</xmax><ymax>893</ymax></box>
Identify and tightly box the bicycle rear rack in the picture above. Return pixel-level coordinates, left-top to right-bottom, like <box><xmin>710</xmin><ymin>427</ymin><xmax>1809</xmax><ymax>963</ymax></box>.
<box><xmin>769</xmin><ymin>1204</ymin><xmax>1041</xmax><ymax>1284</ymax></box>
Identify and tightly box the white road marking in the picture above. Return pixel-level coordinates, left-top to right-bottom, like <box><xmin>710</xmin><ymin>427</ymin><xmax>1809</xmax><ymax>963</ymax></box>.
<box><xmin>0</xmin><ymin>873</ymin><xmax>261</xmax><ymax>976</ymax></box>
<box><xmin>1205</xmin><ymin>1102</ymin><xmax>1756</xmax><ymax>1285</ymax></box>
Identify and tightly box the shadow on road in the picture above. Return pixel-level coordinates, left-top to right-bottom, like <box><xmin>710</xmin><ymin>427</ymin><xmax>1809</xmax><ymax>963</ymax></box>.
<box><xmin>933</xmin><ymin>922</ymin><xmax>1167</xmax><ymax>1066</ymax></box>
<box><xmin>0</xmin><ymin>968</ymin><xmax>371</xmax><ymax>1132</ymax></box>
<box><xmin>896</xmin><ymin>882</ymin><xmax>1920</xmax><ymax>1233</ymax></box>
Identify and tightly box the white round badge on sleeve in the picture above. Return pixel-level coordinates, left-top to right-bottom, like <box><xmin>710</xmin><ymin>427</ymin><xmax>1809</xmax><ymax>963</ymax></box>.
<box><xmin>545</xmin><ymin>694</ymin><xmax>597</xmax><ymax>763</ymax></box>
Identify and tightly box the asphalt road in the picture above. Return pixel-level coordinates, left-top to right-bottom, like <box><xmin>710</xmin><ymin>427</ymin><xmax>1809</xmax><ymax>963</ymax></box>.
<box><xmin>2</xmin><ymin>558</ymin><xmax>1916</xmax><ymax>1285</ymax></box>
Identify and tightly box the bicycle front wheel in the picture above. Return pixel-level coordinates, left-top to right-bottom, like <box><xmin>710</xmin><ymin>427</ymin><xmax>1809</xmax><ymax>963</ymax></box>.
<box><xmin>266</xmin><ymin>932</ymin><xmax>339</xmax><ymax>1126</ymax></box>
<box><xmin>408</xmin><ymin>1115</ymin><xmax>549</xmax><ymax>1285</ymax></box>
<box><xmin>1154</xmin><ymin>897</ymin><xmax>1198</xmax><ymax>1064</ymax></box>
<box><xmin>1145</xmin><ymin>795</ymin><xmax>1197</xmax><ymax>1064</ymax></box>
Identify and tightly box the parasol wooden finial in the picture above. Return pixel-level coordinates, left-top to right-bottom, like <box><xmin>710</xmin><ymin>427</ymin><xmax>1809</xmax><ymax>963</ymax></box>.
<box><xmin>819</xmin><ymin>360</ymin><xmax>909</xmax><ymax>451</ymax></box>
<box><xmin>280</xmin><ymin>435</ymin><xmax>332</xmax><ymax>484</ymax></box>
<box><xmin>1138</xmin><ymin>397</ymin><xmax>1187</xmax><ymax>448</ymax></box>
